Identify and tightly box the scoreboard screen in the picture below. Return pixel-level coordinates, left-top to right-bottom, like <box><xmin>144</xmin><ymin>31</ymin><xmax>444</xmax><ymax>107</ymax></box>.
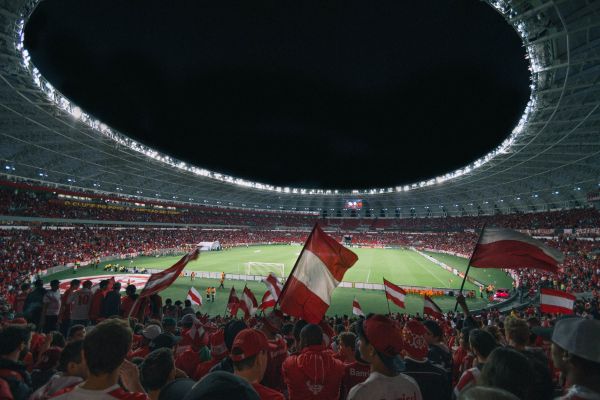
<box><xmin>344</xmin><ymin>199</ymin><xmax>363</xmax><ymax>210</ymax></box>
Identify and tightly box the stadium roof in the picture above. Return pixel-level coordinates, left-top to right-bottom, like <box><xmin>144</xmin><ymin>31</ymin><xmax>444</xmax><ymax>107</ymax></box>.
<box><xmin>0</xmin><ymin>0</ymin><xmax>599</xmax><ymax>217</ymax></box>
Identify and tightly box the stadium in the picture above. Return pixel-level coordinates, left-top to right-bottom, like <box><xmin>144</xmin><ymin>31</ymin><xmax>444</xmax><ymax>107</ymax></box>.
<box><xmin>0</xmin><ymin>0</ymin><xmax>599</xmax><ymax>399</ymax></box>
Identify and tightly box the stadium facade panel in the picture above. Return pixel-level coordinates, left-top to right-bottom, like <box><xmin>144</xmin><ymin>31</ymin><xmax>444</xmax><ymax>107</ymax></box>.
<box><xmin>0</xmin><ymin>0</ymin><xmax>599</xmax><ymax>216</ymax></box>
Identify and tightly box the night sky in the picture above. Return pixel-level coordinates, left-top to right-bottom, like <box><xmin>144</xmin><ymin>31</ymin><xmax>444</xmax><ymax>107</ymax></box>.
<box><xmin>24</xmin><ymin>0</ymin><xmax>530</xmax><ymax>189</ymax></box>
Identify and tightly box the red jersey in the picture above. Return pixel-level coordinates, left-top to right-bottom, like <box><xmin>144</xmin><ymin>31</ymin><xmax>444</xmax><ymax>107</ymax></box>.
<box><xmin>59</xmin><ymin>288</ymin><xmax>74</xmax><ymax>322</ymax></box>
<box><xmin>129</xmin><ymin>346</ymin><xmax>150</xmax><ymax>360</ymax></box>
<box><xmin>89</xmin><ymin>290</ymin><xmax>106</xmax><ymax>321</ymax></box>
<box><xmin>341</xmin><ymin>361</ymin><xmax>370</xmax><ymax>400</ymax></box>
<box><xmin>261</xmin><ymin>334</ymin><xmax>288</xmax><ymax>392</ymax></box>
<box><xmin>252</xmin><ymin>382</ymin><xmax>285</xmax><ymax>400</ymax></box>
<box><xmin>13</xmin><ymin>291</ymin><xmax>29</xmax><ymax>313</ymax></box>
<box><xmin>193</xmin><ymin>358</ymin><xmax>220</xmax><ymax>381</ymax></box>
<box><xmin>175</xmin><ymin>349</ymin><xmax>200</xmax><ymax>379</ymax></box>
<box><xmin>51</xmin><ymin>383</ymin><xmax>148</xmax><ymax>399</ymax></box>
<box><xmin>120</xmin><ymin>296</ymin><xmax>137</xmax><ymax>318</ymax></box>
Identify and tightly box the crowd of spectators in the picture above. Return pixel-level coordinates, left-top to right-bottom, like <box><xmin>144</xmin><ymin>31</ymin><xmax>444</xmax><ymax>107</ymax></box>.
<box><xmin>0</xmin><ymin>280</ymin><xmax>598</xmax><ymax>400</ymax></box>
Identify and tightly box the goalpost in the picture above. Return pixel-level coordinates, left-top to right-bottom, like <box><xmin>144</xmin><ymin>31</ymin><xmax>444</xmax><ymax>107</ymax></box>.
<box><xmin>244</xmin><ymin>262</ymin><xmax>285</xmax><ymax>278</ymax></box>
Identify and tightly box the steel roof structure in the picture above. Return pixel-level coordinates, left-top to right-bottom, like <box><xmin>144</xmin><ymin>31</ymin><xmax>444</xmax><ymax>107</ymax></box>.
<box><xmin>0</xmin><ymin>0</ymin><xmax>599</xmax><ymax>217</ymax></box>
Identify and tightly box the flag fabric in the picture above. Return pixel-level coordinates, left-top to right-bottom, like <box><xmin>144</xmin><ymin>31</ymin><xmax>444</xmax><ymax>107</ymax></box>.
<box><xmin>227</xmin><ymin>286</ymin><xmax>240</xmax><ymax>316</ymax></box>
<box><xmin>278</xmin><ymin>224</ymin><xmax>358</xmax><ymax>323</ymax></box>
<box><xmin>258</xmin><ymin>291</ymin><xmax>276</xmax><ymax>311</ymax></box>
<box><xmin>262</xmin><ymin>273</ymin><xmax>283</xmax><ymax>301</ymax></box>
<box><xmin>470</xmin><ymin>227</ymin><xmax>564</xmax><ymax>273</ymax></box>
<box><xmin>239</xmin><ymin>286</ymin><xmax>259</xmax><ymax>317</ymax></box>
<box><xmin>384</xmin><ymin>278</ymin><xmax>406</xmax><ymax>309</ymax></box>
<box><xmin>139</xmin><ymin>248</ymin><xmax>200</xmax><ymax>298</ymax></box>
<box><xmin>540</xmin><ymin>288</ymin><xmax>575</xmax><ymax>315</ymax></box>
<box><xmin>187</xmin><ymin>287</ymin><xmax>203</xmax><ymax>306</ymax></box>
<box><xmin>352</xmin><ymin>297</ymin><xmax>365</xmax><ymax>317</ymax></box>
<box><xmin>423</xmin><ymin>295</ymin><xmax>443</xmax><ymax>319</ymax></box>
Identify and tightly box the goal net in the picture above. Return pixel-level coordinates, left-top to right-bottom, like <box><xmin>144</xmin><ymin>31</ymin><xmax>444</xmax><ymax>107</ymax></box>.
<box><xmin>244</xmin><ymin>262</ymin><xmax>285</xmax><ymax>277</ymax></box>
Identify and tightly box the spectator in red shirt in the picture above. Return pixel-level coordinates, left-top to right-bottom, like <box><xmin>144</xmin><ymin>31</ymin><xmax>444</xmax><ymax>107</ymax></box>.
<box><xmin>193</xmin><ymin>329</ymin><xmax>228</xmax><ymax>381</ymax></box>
<box><xmin>13</xmin><ymin>283</ymin><xmax>31</xmax><ymax>315</ymax></box>
<box><xmin>282</xmin><ymin>323</ymin><xmax>345</xmax><ymax>400</ymax></box>
<box><xmin>59</xmin><ymin>280</ymin><xmax>80</xmax><ymax>337</ymax></box>
<box><xmin>120</xmin><ymin>285</ymin><xmax>138</xmax><ymax>318</ymax></box>
<box><xmin>232</xmin><ymin>328</ymin><xmax>284</xmax><ymax>400</ymax></box>
<box><xmin>257</xmin><ymin>311</ymin><xmax>288</xmax><ymax>392</ymax></box>
<box><xmin>130</xmin><ymin>325</ymin><xmax>162</xmax><ymax>360</ymax></box>
<box><xmin>88</xmin><ymin>280</ymin><xmax>108</xmax><ymax>324</ymax></box>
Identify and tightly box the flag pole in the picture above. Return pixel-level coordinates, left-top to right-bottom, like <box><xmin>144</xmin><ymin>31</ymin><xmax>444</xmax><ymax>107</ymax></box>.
<box><xmin>454</xmin><ymin>223</ymin><xmax>486</xmax><ymax>312</ymax></box>
<box><xmin>383</xmin><ymin>277</ymin><xmax>392</xmax><ymax>316</ymax></box>
<box><xmin>226</xmin><ymin>285</ymin><xmax>234</xmax><ymax>317</ymax></box>
<box><xmin>274</xmin><ymin>222</ymin><xmax>318</xmax><ymax>308</ymax></box>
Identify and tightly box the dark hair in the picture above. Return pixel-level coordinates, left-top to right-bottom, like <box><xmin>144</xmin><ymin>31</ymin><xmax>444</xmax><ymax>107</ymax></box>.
<box><xmin>469</xmin><ymin>329</ymin><xmax>498</xmax><ymax>358</ymax></box>
<box><xmin>20</xmin><ymin>283</ymin><xmax>31</xmax><ymax>291</ymax></box>
<box><xmin>480</xmin><ymin>347</ymin><xmax>533</xmax><ymax>399</ymax></box>
<box><xmin>0</xmin><ymin>325</ymin><xmax>32</xmax><ymax>355</ymax></box>
<box><xmin>50</xmin><ymin>331</ymin><xmax>66</xmax><ymax>348</ymax></box>
<box><xmin>139</xmin><ymin>348</ymin><xmax>174</xmax><ymax>392</ymax></box>
<box><xmin>293</xmin><ymin>320</ymin><xmax>308</xmax><ymax>342</ymax></box>
<box><xmin>300</xmin><ymin>324</ymin><xmax>323</xmax><ymax>348</ymax></box>
<box><xmin>58</xmin><ymin>340</ymin><xmax>83</xmax><ymax>372</ymax></box>
<box><xmin>99</xmin><ymin>280</ymin><xmax>109</xmax><ymax>289</ymax></box>
<box><xmin>70</xmin><ymin>279</ymin><xmax>80</xmax><ymax>288</ymax></box>
<box><xmin>338</xmin><ymin>332</ymin><xmax>357</xmax><ymax>350</ymax></box>
<box><xmin>224</xmin><ymin>320</ymin><xmax>247</xmax><ymax>351</ymax></box>
<box><xmin>84</xmin><ymin>319</ymin><xmax>132</xmax><ymax>375</ymax></box>
<box><xmin>184</xmin><ymin>300</ymin><xmax>191</xmax><ymax>307</ymax></box>
<box><xmin>165</xmin><ymin>298</ymin><xmax>172</xmax><ymax>305</ymax></box>
<box><xmin>68</xmin><ymin>325</ymin><xmax>85</xmax><ymax>339</ymax></box>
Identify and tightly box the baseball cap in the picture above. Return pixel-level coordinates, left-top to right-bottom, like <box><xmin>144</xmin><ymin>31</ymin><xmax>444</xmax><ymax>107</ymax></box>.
<box><xmin>162</xmin><ymin>317</ymin><xmax>177</xmax><ymax>327</ymax></box>
<box><xmin>358</xmin><ymin>314</ymin><xmax>403</xmax><ymax>357</ymax></box>
<box><xmin>230</xmin><ymin>329</ymin><xmax>277</xmax><ymax>362</ymax></box>
<box><xmin>150</xmin><ymin>333</ymin><xmax>181</xmax><ymax>350</ymax></box>
<box><xmin>402</xmin><ymin>320</ymin><xmax>430</xmax><ymax>361</ymax></box>
<box><xmin>551</xmin><ymin>317</ymin><xmax>600</xmax><ymax>363</ymax></box>
<box><xmin>209</xmin><ymin>329</ymin><xmax>228</xmax><ymax>359</ymax></box>
<box><xmin>179</xmin><ymin>314</ymin><xmax>195</xmax><ymax>327</ymax></box>
<box><xmin>183</xmin><ymin>371</ymin><xmax>259</xmax><ymax>400</ymax></box>
<box><xmin>142</xmin><ymin>324</ymin><xmax>162</xmax><ymax>340</ymax></box>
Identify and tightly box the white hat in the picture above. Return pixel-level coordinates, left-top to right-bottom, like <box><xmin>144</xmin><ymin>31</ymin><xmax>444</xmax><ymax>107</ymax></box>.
<box><xmin>551</xmin><ymin>318</ymin><xmax>600</xmax><ymax>363</ymax></box>
<box><xmin>141</xmin><ymin>324</ymin><xmax>162</xmax><ymax>340</ymax></box>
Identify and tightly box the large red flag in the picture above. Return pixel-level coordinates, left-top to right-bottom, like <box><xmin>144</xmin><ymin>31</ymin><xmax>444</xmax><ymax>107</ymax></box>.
<box><xmin>262</xmin><ymin>273</ymin><xmax>283</xmax><ymax>301</ymax></box>
<box><xmin>258</xmin><ymin>291</ymin><xmax>276</xmax><ymax>311</ymax></box>
<box><xmin>278</xmin><ymin>224</ymin><xmax>358</xmax><ymax>323</ymax></box>
<box><xmin>138</xmin><ymin>248</ymin><xmax>199</xmax><ymax>298</ymax></box>
<box><xmin>540</xmin><ymin>288</ymin><xmax>575</xmax><ymax>315</ymax></box>
<box><xmin>187</xmin><ymin>287</ymin><xmax>203</xmax><ymax>306</ymax></box>
<box><xmin>384</xmin><ymin>278</ymin><xmax>406</xmax><ymax>309</ymax></box>
<box><xmin>470</xmin><ymin>227</ymin><xmax>564</xmax><ymax>273</ymax></box>
<box><xmin>227</xmin><ymin>286</ymin><xmax>240</xmax><ymax>316</ymax></box>
<box><xmin>423</xmin><ymin>295</ymin><xmax>443</xmax><ymax>319</ymax></box>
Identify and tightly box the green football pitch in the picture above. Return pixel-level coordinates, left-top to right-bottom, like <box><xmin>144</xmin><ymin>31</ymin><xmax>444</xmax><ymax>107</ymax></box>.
<box><xmin>46</xmin><ymin>246</ymin><xmax>513</xmax><ymax>316</ymax></box>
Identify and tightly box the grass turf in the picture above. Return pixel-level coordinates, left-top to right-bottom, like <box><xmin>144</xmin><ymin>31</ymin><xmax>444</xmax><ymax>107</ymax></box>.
<box><xmin>46</xmin><ymin>246</ymin><xmax>501</xmax><ymax>316</ymax></box>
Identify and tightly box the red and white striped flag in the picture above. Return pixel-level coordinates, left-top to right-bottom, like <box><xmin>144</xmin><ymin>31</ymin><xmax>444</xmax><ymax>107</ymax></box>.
<box><xmin>187</xmin><ymin>287</ymin><xmax>202</xmax><ymax>306</ymax></box>
<box><xmin>423</xmin><ymin>295</ymin><xmax>443</xmax><ymax>319</ymax></box>
<box><xmin>352</xmin><ymin>297</ymin><xmax>365</xmax><ymax>317</ymax></box>
<box><xmin>258</xmin><ymin>291</ymin><xmax>276</xmax><ymax>311</ymax></box>
<box><xmin>239</xmin><ymin>286</ymin><xmax>258</xmax><ymax>317</ymax></box>
<box><xmin>139</xmin><ymin>248</ymin><xmax>200</xmax><ymax>298</ymax></box>
<box><xmin>470</xmin><ymin>227</ymin><xmax>564</xmax><ymax>273</ymax></box>
<box><xmin>279</xmin><ymin>224</ymin><xmax>358</xmax><ymax>323</ymax></box>
<box><xmin>262</xmin><ymin>273</ymin><xmax>283</xmax><ymax>301</ymax></box>
<box><xmin>540</xmin><ymin>288</ymin><xmax>575</xmax><ymax>315</ymax></box>
<box><xmin>384</xmin><ymin>278</ymin><xmax>406</xmax><ymax>309</ymax></box>
<box><xmin>227</xmin><ymin>286</ymin><xmax>240</xmax><ymax>316</ymax></box>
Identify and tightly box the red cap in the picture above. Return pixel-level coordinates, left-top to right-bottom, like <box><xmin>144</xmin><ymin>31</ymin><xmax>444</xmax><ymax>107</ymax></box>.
<box><xmin>361</xmin><ymin>315</ymin><xmax>403</xmax><ymax>357</ymax></box>
<box><xmin>209</xmin><ymin>329</ymin><xmax>228</xmax><ymax>359</ymax></box>
<box><xmin>230</xmin><ymin>329</ymin><xmax>277</xmax><ymax>362</ymax></box>
<box><xmin>402</xmin><ymin>320</ymin><xmax>429</xmax><ymax>361</ymax></box>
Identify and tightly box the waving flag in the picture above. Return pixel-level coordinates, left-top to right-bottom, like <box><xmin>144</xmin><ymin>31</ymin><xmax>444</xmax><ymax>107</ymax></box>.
<box><xmin>278</xmin><ymin>224</ymin><xmax>358</xmax><ymax>323</ymax></box>
<box><xmin>139</xmin><ymin>248</ymin><xmax>200</xmax><ymax>298</ymax></box>
<box><xmin>226</xmin><ymin>286</ymin><xmax>240</xmax><ymax>316</ymax></box>
<box><xmin>423</xmin><ymin>295</ymin><xmax>443</xmax><ymax>319</ymax></box>
<box><xmin>384</xmin><ymin>278</ymin><xmax>406</xmax><ymax>309</ymax></box>
<box><xmin>187</xmin><ymin>287</ymin><xmax>203</xmax><ymax>306</ymax></box>
<box><xmin>258</xmin><ymin>291</ymin><xmax>276</xmax><ymax>311</ymax></box>
<box><xmin>470</xmin><ymin>227</ymin><xmax>564</xmax><ymax>273</ymax></box>
<box><xmin>352</xmin><ymin>297</ymin><xmax>365</xmax><ymax>317</ymax></box>
<box><xmin>540</xmin><ymin>288</ymin><xmax>575</xmax><ymax>315</ymax></box>
<box><xmin>239</xmin><ymin>286</ymin><xmax>259</xmax><ymax>317</ymax></box>
<box><xmin>262</xmin><ymin>273</ymin><xmax>283</xmax><ymax>301</ymax></box>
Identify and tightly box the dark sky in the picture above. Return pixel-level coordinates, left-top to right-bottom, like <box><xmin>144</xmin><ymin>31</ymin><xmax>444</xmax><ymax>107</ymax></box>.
<box><xmin>24</xmin><ymin>0</ymin><xmax>530</xmax><ymax>189</ymax></box>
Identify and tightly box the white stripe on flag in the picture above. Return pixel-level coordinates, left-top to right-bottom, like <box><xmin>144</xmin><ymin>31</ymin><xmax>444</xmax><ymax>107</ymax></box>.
<box><xmin>479</xmin><ymin>227</ymin><xmax>564</xmax><ymax>261</ymax></box>
<box><xmin>541</xmin><ymin>293</ymin><xmax>574</xmax><ymax>309</ymax></box>
<box><xmin>385</xmin><ymin>286</ymin><xmax>406</xmax><ymax>302</ymax></box>
<box><xmin>292</xmin><ymin>249</ymin><xmax>339</xmax><ymax>305</ymax></box>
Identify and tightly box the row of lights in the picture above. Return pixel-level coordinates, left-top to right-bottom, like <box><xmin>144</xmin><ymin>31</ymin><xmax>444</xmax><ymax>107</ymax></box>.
<box><xmin>15</xmin><ymin>0</ymin><xmax>541</xmax><ymax>196</ymax></box>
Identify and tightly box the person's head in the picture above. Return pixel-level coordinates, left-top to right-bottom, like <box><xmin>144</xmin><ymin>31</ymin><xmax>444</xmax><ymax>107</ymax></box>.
<box><xmin>356</xmin><ymin>315</ymin><xmax>403</xmax><ymax>374</ymax></box>
<box><xmin>83</xmin><ymin>319</ymin><xmax>132</xmax><ymax>376</ymax></box>
<box><xmin>423</xmin><ymin>320</ymin><xmax>443</xmax><ymax>345</ymax></box>
<box><xmin>141</xmin><ymin>324</ymin><xmax>162</xmax><ymax>342</ymax></box>
<box><xmin>469</xmin><ymin>329</ymin><xmax>498</xmax><ymax>362</ymax></box>
<box><xmin>183</xmin><ymin>371</ymin><xmax>259</xmax><ymax>400</ymax></box>
<box><xmin>35</xmin><ymin>347</ymin><xmax>62</xmax><ymax>371</ymax></box>
<box><xmin>50</xmin><ymin>280</ymin><xmax>60</xmax><ymax>291</ymax></box>
<box><xmin>299</xmin><ymin>324</ymin><xmax>323</xmax><ymax>350</ymax></box>
<box><xmin>162</xmin><ymin>318</ymin><xmax>177</xmax><ymax>334</ymax></box>
<box><xmin>0</xmin><ymin>325</ymin><xmax>32</xmax><ymax>358</ymax></box>
<box><xmin>150</xmin><ymin>334</ymin><xmax>179</xmax><ymax>351</ymax></box>
<box><xmin>504</xmin><ymin>316</ymin><xmax>529</xmax><ymax>348</ymax></box>
<box><xmin>140</xmin><ymin>348</ymin><xmax>175</xmax><ymax>393</ymax></box>
<box><xmin>58</xmin><ymin>340</ymin><xmax>87</xmax><ymax>379</ymax></box>
<box><xmin>184</xmin><ymin>300</ymin><xmax>192</xmax><ymax>308</ymax></box>
<box><xmin>20</xmin><ymin>282</ymin><xmax>31</xmax><ymax>292</ymax></box>
<box><xmin>69</xmin><ymin>279</ymin><xmax>81</xmax><ymax>290</ymax></box>
<box><xmin>165</xmin><ymin>298</ymin><xmax>172</xmax><ymax>306</ymax></box>
<box><xmin>551</xmin><ymin>318</ymin><xmax>600</xmax><ymax>379</ymax></box>
<box><xmin>292</xmin><ymin>319</ymin><xmax>308</xmax><ymax>346</ymax></box>
<box><xmin>224</xmin><ymin>320</ymin><xmax>248</xmax><ymax>351</ymax></box>
<box><xmin>231</xmin><ymin>329</ymin><xmax>276</xmax><ymax>382</ymax></box>
<box><xmin>126</xmin><ymin>285</ymin><xmax>136</xmax><ymax>296</ymax></box>
<box><xmin>338</xmin><ymin>332</ymin><xmax>356</xmax><ymax>356</ymax></box>
<box><xmin>112</xmin><ymin>282</ymin><xmax>121</xmax><ymax>292</ymax></box>
<box><xmin>82</xmin><ymin>280</ymin><xmax>93</xmax><ymax>289</ymax></box>
<box><xmin>34</xmin><ymin>279</ymin><xmax>44</xmax><ymax>288</ymax></box>
<box><xmin>458</xmin><ymin>386</ymin><xmax>520</xmax><ymax>400</ymax></box>
<box><xmin>479</xmin><ymin>347</ymin><xmax>534</xmax><ymax>399</ymax></box>
<box><xmin>99</xmin><ymin>280</ymin><xmax>109</xmax><ymax>290</ymax></box>
<box><xmin>51</xmin><ymin>331</ymin><xmax>66</xmax><ymax>348</ymax></box>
